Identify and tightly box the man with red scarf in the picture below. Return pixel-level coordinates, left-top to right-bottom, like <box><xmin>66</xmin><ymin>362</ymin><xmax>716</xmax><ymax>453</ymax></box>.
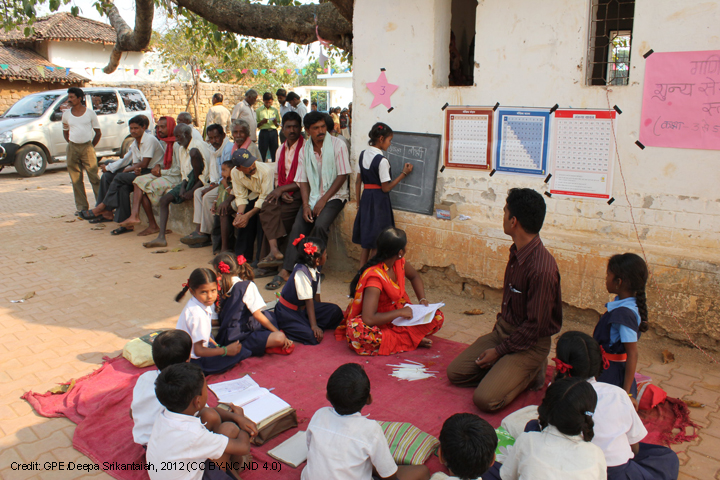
<box><xmin>256</xmin><ymin>112</ymin><xmax>305</xmax><ymax>269</ymax></box>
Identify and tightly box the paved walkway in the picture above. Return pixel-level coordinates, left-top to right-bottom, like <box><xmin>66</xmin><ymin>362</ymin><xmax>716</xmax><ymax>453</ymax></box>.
<box><xmin>1</xmin><ymin>166</ymin><xmax>719</xmax><ymax>479</ymax></box>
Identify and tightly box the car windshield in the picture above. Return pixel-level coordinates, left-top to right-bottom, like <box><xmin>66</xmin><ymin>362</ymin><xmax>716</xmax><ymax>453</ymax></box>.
<box><xmin>3</xmin><ymin>94</ymin><xmax>60</xmax><ymax>118</ymax></box>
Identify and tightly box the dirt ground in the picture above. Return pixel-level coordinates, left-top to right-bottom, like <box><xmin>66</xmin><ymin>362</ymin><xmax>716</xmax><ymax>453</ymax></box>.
<box><xmin>1</xmin><ymin>164</ymin><xmax>719</xmax><ymax>479</ymax></box>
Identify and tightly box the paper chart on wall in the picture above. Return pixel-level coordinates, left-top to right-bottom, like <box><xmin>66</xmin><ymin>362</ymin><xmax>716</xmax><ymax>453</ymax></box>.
<box><xmin>549</xmin><ymin>109</ymin><xmax>616</xmax><ymax>200</ymax></box>
<box><xmin>495</xmin><ymin>108</ymin><xmax>550</xmax><ymax>176</ymax></box>
<box><xmin>443</xmin><ymin>107</ymin><xmax>493</xmax><ymax>169</ymax></box>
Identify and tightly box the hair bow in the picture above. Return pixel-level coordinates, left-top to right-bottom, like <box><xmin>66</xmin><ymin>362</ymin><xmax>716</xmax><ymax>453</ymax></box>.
<box><xmin>292</xmin><ymin>234</ymin><xmax>305</xmax><ymax>246</ymax></box>
<box><xmin>585</xmin><ymin>411</ymin><xmax>594</xmax><ymax>417</ymax></box>
<box><xmin>599</xmin><ymin>346</ymin><xmax>610</xmax><ymax>370</ymax></box>
<box><xmin>218</xmin><ymin>261</ymin><xmax>230</xmax><ymax>274</ymax></box>
<box><xmin>237</xmin><ymin>255</ymin><xmax>247</xmax><ymax>265</ymax></box>
<box><xmin>552</xmin><ymin>358</ymin><xmax>573</xmax><ymax>374</ymax></box>
<box><xmin>304</xmin><ymin>243</ymin><xmax>318</xmax><ymax>256</ymax></box>
<box><xmin>182</xmin><ymin>281</ymin><xmax>189</xmax><ymax>288</ymax></box>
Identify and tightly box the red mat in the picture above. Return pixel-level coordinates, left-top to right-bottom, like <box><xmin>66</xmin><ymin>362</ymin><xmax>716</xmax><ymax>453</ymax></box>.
<box><xmin>22</xmin><ymin>336</ymin><xmax>676</xmax><ymax>480</ymax></box>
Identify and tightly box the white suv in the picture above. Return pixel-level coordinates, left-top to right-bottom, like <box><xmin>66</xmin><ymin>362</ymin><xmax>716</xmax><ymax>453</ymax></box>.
<box><xmin>0</xmin><ymin>87</ymin><xmax>154</xmax><ymax>176</ymax></box>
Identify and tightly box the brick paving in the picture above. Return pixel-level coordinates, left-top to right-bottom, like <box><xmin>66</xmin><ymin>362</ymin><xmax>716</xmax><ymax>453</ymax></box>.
<box><xmin>1</xmin><ymin>166</ymin><xmax>719</xmax><ymax>479</ymax></box>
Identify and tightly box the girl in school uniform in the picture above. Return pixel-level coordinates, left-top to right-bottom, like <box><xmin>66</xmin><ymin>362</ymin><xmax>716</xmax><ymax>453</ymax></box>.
<box><xmin>593</xmin><ymin>253</ymin><xmax>649</xmax><ymax>403</ymax></box>
<box><xmin>500</xmin><ymin>377</ymin><xmax>607</xmax><ymax>480</ymax></box>
<box><xmin>535</xmin><ymin>331</ymin><xmax>679</xmax><ymax>480</ymax></box>
<box><xmin>352</xmin><ymin>122</ymin><xmax>414</xmax><ymax>267</ymax></box>
<box><xmin>212</xmin><ymin>252</ymin><xmax>294</xmax><ymax>357</ymax></box>
<box><xmin>175</xmin><ymin>268</ymin><xmax>246</xmax><ymax>375</ymax></box>
<box><xmin>274</xmin><ymin>236</ymin><xmax>344</xmax><ymax>345</ymax></box>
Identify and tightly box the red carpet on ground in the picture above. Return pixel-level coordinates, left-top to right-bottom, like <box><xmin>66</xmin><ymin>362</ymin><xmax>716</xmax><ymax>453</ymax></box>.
<box><xmin>22</xmin><ymin>335</ymin><xmax>683</xmax><ymax>480</ymax></box>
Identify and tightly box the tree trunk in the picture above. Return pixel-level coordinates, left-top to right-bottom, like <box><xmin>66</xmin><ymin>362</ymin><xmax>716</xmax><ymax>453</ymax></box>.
<box><xmin>101</xmin><ymin>0</ymin><xmax>155</xmax><ymax>73</ymax></box>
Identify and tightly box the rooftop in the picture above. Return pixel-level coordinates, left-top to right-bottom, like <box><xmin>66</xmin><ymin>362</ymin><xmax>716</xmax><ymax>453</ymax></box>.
<box><xmin>0</xmin><ymin>12</ymin><xmax>117</xmax><ymax>46</ymax></box>
<box><xmin>0</xmin><ymin>45</ymin><xmax>88</xmax><ymax>84</ymax></box>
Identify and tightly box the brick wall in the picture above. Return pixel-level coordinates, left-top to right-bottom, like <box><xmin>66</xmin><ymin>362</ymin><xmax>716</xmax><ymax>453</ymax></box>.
<box><xmin>91</xmin><ymin>81</ymin><xmax>248</xmax><ymax>126</ymax></box>
<box><xmin>0</xmin><ymin>80</ymin><xmax>76</xmax><ymax>115</ymax></box>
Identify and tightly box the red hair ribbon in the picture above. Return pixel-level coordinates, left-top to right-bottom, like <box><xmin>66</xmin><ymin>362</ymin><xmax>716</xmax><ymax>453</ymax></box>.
<box><xmin>552</xmin><ymin>358</ymin><xmax>573</xmax><ymax>374</ymax></box>
<box><xmin>218</xmin><ymin>261</ymin><xmax>230</xmax><ymax>274</ymax></box>
<box><xmin>292</xmin><ymin>234</ymin><xmax>305</xmax><ymax>246</ymax></box>
<box><xmin>237</xmin><ymin>255</ymin><xmax>247</xmax><ymax>266</ymax></box>
<box><xmin>182</xmin><ymin>281</ymin><xmax>189</xmax><ymax>288</ymax></box>
<box><xmin>304</xmin><ymin>243</ymin><xmax>318</xmax><ymax>256</ymax></box>
<box><xmin>599</xmin><ymin>346</ymin><xmax>611</xmax><ymax>370</ymax></box>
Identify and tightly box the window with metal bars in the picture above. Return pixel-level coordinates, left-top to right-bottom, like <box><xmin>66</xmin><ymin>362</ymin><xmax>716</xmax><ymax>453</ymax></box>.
<box><xmin>587</xmin><ymin>0</ymin><xmax>635</xmax><ymax>86</ymax></box>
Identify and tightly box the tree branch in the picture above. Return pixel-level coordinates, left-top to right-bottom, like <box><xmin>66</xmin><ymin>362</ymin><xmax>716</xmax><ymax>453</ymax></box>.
<box><xmin>174</xmin><ymin>0</ymin><xmax>353</xmax><ymax>53</ymax></box>
<box><xmin>101</xmin><ymin>0</ymin><xmax>155</xmax><ymax>73</ymax></box>
<box><xmin>325</xmin><ymin>0</ymin><xmax>353</xmax><ymax>24</ymax></box>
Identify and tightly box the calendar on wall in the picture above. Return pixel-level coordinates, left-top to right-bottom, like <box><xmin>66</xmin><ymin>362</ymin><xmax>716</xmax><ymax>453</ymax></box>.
<box><xmin>495</xmin><ymin>108</ymin><xmax>551</xmax><ymax>175</ymax></box>
<box><xmin>550</xmin><ymin>109</ymin><xmax>616</xmax><ymax>200</ymax></box>
<box><xmin>443</xmin><ymin>107</ymin><xmax>493</xmax><ymax>170</ymax></box>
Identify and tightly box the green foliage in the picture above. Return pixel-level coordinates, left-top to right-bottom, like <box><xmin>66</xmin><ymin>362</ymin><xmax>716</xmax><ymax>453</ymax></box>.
<box><xmin>295</xmin><ymin>57</ymin><xmax>345</xmax><ymax>87</ymax></box>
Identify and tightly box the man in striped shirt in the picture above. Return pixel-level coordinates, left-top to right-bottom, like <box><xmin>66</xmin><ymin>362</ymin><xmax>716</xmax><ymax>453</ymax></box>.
<box><xmin>265</xmin><ymin>111</ymin><xmax>351</xmax><ymax>291</ymax></box>
<box><xmin>447</xmin><ymin>188</ymin><xmax>562</xmax><ymax>412</ymax></box>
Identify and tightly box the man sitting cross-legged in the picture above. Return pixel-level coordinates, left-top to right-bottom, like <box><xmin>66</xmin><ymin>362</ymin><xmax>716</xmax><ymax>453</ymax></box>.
<box><xmin>79</xmin><ymin>115</ymin><xmax>164</xmax><ymax>235</ymax></box>
<box><xmin>256</xmin><ymin>111</ymin><xmax>304</xmax><ymax>270</ymax></box>
<box><xmin>142</xmin><ymin>123</ymin><xmax>209</xmax><ymax>248</ymax></box>
<box><xmin>121</xmin><ymin>116</ymin><xmax>181</xmax><ymax>237</ymax></box>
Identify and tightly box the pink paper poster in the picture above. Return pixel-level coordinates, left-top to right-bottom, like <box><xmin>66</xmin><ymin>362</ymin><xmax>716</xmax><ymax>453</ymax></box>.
<box><xmin>640</xmin><ymin>50</ymin><xmax>720</xmax><ymax>150</ymax></box>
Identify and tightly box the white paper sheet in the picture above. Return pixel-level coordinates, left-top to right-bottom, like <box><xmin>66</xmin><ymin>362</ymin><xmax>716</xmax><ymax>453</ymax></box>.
<box><xmin>242</xmin><ymin>395</ymin><xmax>291</xmax><ymax>424</ymax></box>
<box><xmin>391</xmin><ymin>303</ymin><xmax>445</xmax><ymax>327</ymax></box>
<box><xmin>208</xmin><ymin>375</ymin><xmax>258</xmax><ymax>399</ymax></box>
<box><xmin>209</xmin><ymin>375</ymin><xmax>290</xmax><ymax>423</ymax></box>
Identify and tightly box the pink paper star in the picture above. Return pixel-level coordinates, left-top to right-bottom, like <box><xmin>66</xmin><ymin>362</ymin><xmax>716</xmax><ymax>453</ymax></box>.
<box><xmin>366</xmin><ymin>71</ymin><xmax>399</xmax><ymax>109</ymax></box>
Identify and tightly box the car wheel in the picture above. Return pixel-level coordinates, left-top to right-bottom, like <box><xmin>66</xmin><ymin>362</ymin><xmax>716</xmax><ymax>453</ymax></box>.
<box><xmin>14</xmin><ymin>145</ymin><xmax>48</xmax><ymax>177</ymax></box>
<box><xmin>120</xmin><ymin>136</ymin><xmax>134</xmax><ymax>158</ymax></box>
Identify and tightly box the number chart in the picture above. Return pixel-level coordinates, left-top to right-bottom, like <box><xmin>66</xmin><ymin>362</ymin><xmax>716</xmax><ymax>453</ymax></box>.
<box><xmin>550</xmin><ymin>109</ymin><xmax>616</xmax><ymax>199</ymax></box>
<box><xmin>495</xmin><ymin>108</ymin><xmax>550</xmax><ymax>175</ymax></box>
<box><xmin>443</xmin><ymin>107</ymin><xmax>493</xmax><ymax>170</ymax></box>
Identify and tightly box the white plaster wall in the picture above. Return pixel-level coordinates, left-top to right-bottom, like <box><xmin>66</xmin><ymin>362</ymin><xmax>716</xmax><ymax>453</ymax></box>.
<box><xmin>46</xmin><ymin>42</ymin><xmax>177</xmax><ymax>83</ymax></box>
<box><xmin>351</xmin><ymin>0</ymin><xmax>720</xmax><ymax>252</ymax></box>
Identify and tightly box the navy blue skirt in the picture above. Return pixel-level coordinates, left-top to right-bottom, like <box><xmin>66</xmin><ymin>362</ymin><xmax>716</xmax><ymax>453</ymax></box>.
<box><xmin>191</xmin><ymin>344</ymin><xmax>251</xmax><ymax>376</ymax></box>
<box><xmin>598</xmin><ymin>360</ymin><xmax>638</xmax><ymax>397</ymax></box>
<box><xmin>275</xmin><ymin>301</ymin><xmax>343</xmax><ymax>345</ymax></box>
<box><xmin>352</xmin><ymin>189</ymin><xmax>394</xmax><ymax>249</ymax></box>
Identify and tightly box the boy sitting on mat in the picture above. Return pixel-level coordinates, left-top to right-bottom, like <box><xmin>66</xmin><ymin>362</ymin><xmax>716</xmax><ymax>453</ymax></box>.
<box><xmin>431</xmin><ymin>413</ymin><xmax>500</xmax><ymax>480</ymax></box>
<box><xmin>302</xmin><ymin>363</ymin><xmax>430</xmax><ymax>480</ymax></box>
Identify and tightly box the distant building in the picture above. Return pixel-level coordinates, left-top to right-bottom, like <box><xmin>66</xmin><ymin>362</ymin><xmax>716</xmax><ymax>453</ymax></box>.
<box><xmin>293</xmin><ymin>72</ymin><xmax>353</xmax><ymax>111</ymax></box>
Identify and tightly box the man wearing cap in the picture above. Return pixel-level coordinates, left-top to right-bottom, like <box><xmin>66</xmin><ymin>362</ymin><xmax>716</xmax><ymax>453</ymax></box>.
<box><xmin>230</xmin><ymin>148</ymin><xmax>274</xmax><ymax>261</ymax></box>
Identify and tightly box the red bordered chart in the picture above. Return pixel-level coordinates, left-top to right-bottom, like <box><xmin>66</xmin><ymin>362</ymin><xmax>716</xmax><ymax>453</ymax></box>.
<box><xmin>550</xmin><ymin>109</ymin><xmax>616</xmax><ymax>200</ymax></box>
<box><xmin>443</xmin><ymin>107</ymin><xmax>494</xmax><ymax>170</ymax></box>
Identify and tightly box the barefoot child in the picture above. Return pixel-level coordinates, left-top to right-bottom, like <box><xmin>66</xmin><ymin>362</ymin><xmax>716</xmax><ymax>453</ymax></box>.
<box><xmin>352</xmin><ymin>123</ymin><xmax>413</xmax><ymax>267</ymax></box>
<box><xmin>147</xmin><ymin>363</ymin><xmax>253</xmax><ymax>480</ymax></box>
<box><xmin>274</xmin><ymin>236</ymin><xmax>344</xmax><ymax>345</ymax></box>
<box><xmin>500</xmin><ymin>377</ymin><xmax>607</xmax><ymax>480</ymax></box>
<box><xmin>432</xmin><ymin>414</ymin><xmax>499</xmax><ymax>480</ymax></box>
<box><xmin>593</xmin><ymin>253</ymin><xmax>649</xmax><ymax>401</ymax></box>
<box><xmin>175</xmin><ymin>268</ymin><xmax>245</xmax><ymax>375</ymax></box>
<box><xmin>303</xmin><ymin>363</ymin><xmax>430</xmax><ymax>480</ymax></box>
<box><xmin>212</xmin><ymin>160</ymin><xmax>236</xmax><ymax>254</ymax></box>
<box><xmin>212</xmin><ymin>252</ymin><xmax>294</xmax><ymax>355</ymax></box>
<box><xmin>339</xmin><ymin>227</ymin><xmax>444</xmax><ymax>356</ymax></box>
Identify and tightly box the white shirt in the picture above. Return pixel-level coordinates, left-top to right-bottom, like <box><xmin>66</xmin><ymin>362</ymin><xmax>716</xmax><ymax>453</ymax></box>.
<box><xmin>62</xmin><ymin>108</ymin><xmax>100</xmax><ymax>144</ymax></box>
<box><xmin>355</xmin><ymin>147</ymin><xmax>391</xmax><ymax>183</ymax></box>
<box><xmin>106</xmin><ymin>132</ymin><xmax>165</xmax><ymax>173</ymax></box>
<box><xmin>205</xmin><ymin>104</ymin><xmax>232</xmax><ymax>137</ymax></box>
<box><xmin>295</xmin><ymin>267</ymin><xmax>321</xmax><ymax>300</ymax></box>
<box><xmin>302</xmin><ymin>407</ymin><xmax>397</xmax><ymax>480</ymax></box>
<box><xmin>430</xmin><ymin>474</ymin><xmax>480</xmax><ymax>480</ymax></box>
<box><xmin>146</xmin><ymin>409</ymin><xmax>228</xmax><ymax>480</ymax></box>
<box><xmin>296</xmin><ymin>135</ymin><xmax>352</xmax><ymax>203</ymax></box>
<box><xmin>178</xmin><ymin>138</ymin><xmax>214</xmax><ymax>184</ymax></box>
<box><xmin>206</xmin><ymin>137</ymin><xmax>229</xmax><ymax>184</ymax></box>
<box><xmin>231</xmin><ymin>100</ymin><xmax>258</xmax><ymax>142</ymax></box>
<box><xmin>500</xmin><ymin>426</ymin><xmax>607</xmax><ymax>480</ymax></box>
<box><xmin>228</xmin><ymin>277</ymin><xmax>266</xmax><ymax>314</ymax></box>
<box><xmin>130</xmin><ymin>370</ymin><xmax>162</xmax><ymax>445</ymax></box>
<box><xmin>279</xmin><ymin>103</ymin><xmax>293</xmax><ymax>120</ymax></box>
<box><xmin>176</xmin><ymin>296</ymin><xmax>214</xmax><ymax>359</ymax></box>
<box><xmin>588</xmin><ymin>378</ymin><xmax>647</xmax><ymax>467</ymax></box>
<box><xmin>295</xmin><ymin>102</ymin><xmax>308</xmax><ymax>123</ymax></box>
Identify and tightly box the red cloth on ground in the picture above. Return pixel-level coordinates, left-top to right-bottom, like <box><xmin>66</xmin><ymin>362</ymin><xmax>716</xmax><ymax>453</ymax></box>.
<box><xmin>639</xmin><ymin>396</ymin><xmax>699</xmax><ymax>445</ymax></box>
<box><xmin>338</xmin><ymin>258</ymin><xmax>444</xmax><ymax>355</ymax></box>
<box><xmin>160</xmin><ymin>116</ymin><xmax>176</xmax><ymax>169</ymax></box>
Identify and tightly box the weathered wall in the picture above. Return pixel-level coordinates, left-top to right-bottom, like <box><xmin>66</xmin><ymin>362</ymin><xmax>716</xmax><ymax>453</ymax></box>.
<box><xmin>90</xmin><ymin>81</ymin><xmax>249</xmax><ymax>127</ymax></box>
<box><xmin>349</xmin><ymin>0</ymin><xmax>720</xmax><ymax>349</ymax></box>
<box><xmin>0</xmin><ymin>79</ymin><xmax>81</xmax><ymax>115</ymax></box>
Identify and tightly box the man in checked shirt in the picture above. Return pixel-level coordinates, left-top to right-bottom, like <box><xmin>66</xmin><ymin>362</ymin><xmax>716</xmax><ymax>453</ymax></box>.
<box><xmin>447</xmin><ymin>188</ymin><xmax>562</xmax><ymax>412</ymax></box>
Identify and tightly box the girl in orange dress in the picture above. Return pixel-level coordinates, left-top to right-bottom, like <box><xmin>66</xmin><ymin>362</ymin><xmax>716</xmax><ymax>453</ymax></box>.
<box><xmin>336</xmin><ymin>227</ymin><xmax>444</xmax><ymax>355</ymax></box>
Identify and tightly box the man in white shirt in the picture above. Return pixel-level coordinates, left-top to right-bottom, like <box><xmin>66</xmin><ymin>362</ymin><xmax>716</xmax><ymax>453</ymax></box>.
<box><xmin>62</xmin><ymin>87</ymin><xmax>102</xmax><ymax>214</ymax></box>
<box><xmin>231</xmin><ymin>90</ymin><xmax>258</xmax><ymax>142</ymax></box>
<box><xmin>276</xmin><ymin>88</ymin><xmax>292</xmax><ymax>144</ymax></box>
<box><xmin>177</xmin><ymin>111</ymin><xmax>205</xmax><ymax>144</ymax></box>
<box><xmin>80</xmin><ymin>115</ymin><xmax>164</xmax><ymax>231</ymax></box>
<box><xmin>286</xmin><ymin>91</ymin><xmax>307</xmax><ymax>124</ymax></box>
<box><xmin>204</xmin><ymin>93</ymin><xmax>232</xmax><ymax>139</ymax></box>
<box><xmin>266</xmin><ymin>111</ymin><xmax>351</xmax><ymax>291</ymax></box>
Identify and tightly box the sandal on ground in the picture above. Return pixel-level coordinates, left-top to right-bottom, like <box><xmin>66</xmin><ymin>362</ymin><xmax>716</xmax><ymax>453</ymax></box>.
<box><xmin>111</xmin><ymin>226</ymin><xmax>133</xmax><ymax>235</ymax></box>
<box><xmin>257</xmin><ymin>254</ymin><xmax>284</xmax><ymax>269</ymax></box>
<box><xmin>89</xmin><ymin>216</ymin><xmax>112</xmax><ymax>224</ymax></box>
<box><xmin>265</xmin><ymin>275</ymin><xmax>286</xmax><ymax>291</ymax></box>
<box><xmin>79</xmin><ymin>210</ymin><xmax>99</xmax><ymax>220</ymax></box>
<box><xmin>254</xmin><ymin>267</ymin><xmax>278</xmax><ymax>279</ymax></box>
<box><xmin>180</xmin><ymin>231</ymin><xmax>210</xmax><ymax>245</ymax></box>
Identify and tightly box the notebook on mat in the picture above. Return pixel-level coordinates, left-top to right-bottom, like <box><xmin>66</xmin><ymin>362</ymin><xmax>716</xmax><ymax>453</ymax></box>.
<box><xmin>268</xmin><ymin>430</ymin><xmax>308</xmax><ymax>468</ymax></box>
<box><xmin>210</xmin><ymin>375</ymin><xmax>293</xmax><ymax>427</ymax></box>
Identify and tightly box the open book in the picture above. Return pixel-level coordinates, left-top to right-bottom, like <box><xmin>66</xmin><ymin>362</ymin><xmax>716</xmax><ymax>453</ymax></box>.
<box><xmin>392</xmin><ymin>303</ymin><xmax>445</xmax><ymax>327</ymax></box>
<box><xmin>209</xmin><ymin>375</ymin><xmax>293</xmax><ymax>427</ymax></box>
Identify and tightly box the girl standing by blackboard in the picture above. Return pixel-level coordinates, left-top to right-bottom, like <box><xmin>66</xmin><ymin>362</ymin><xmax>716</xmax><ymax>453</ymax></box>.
<box><xmin>352</xmin><ymin>123</ymin><xmax>413</xmax><ymax>266</ymax></box>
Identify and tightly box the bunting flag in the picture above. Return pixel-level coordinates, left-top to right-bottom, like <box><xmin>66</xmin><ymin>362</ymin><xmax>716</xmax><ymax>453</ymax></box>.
<box><xmin>172</xmin><ymin>68</ymin><xmax>179</xmax><ymax>74</ymax></box>
<box><xmin>133</xmin><ymin>69</ymin><xmax>139</xmax><ymax>75</ymax></box>
<box><xmin>125</xmin><ymin>68</ymin><xmax>131</xmax><ymax>73</ymax></box>
<box><xmin>46</xmin><ymin>66</ymin><xmax>54</xmax><ymax>72</ymax></box>
<box><xmin>269</xmin><ymin>68</ymin><xmax>276</xmax><ymax>73</ymax></box>
<box><xmin>92</xmin><ymin>68</ymin><xmax>96</xmax><ymax>75</ymax></box>
<box><xmin>149</xmin><ymin>69</ymin><xmax>154</xmax><ymax>74</ymax></box>
<box><xmin>217</xmin><ymin>69</ymin><xmax>224</xmax><ymax>73</ymax></box>
<box><xmin>0</xmin><ymin>64</ymin><xmax>8</xmax><ymax>70</ymax></box>
<box><xmin>182</xmin><ymin>65</ymin><xmax>187</xmax><ymax>71</ymax></box>
<box><xmin>66</xmin><ymin>68</ymin><xmax>70</xmax><ymax>76</ymax></box>
<box><xmin>287</xmin><ymin>69</ymin><xmax>293</xmax><ymax>74</ymax></box>
<box><xmin>37</xmin><ymin>66</ymin><xmax>45</xmax><ymax>77</ymax></box>
<box><xmin>261</xmin><ymin>69</ymin><xmax>267</xmax><ymax>74</ymax></box>
<box><xmin>302</xmin><ymin>69</ymin><xmax>307</xmax><ymax>75</ymax></box>
<box><xmin>252</xmin><ymin>69</ymin><xmax>258</xmax><ymax>75</ymax></box>
<box><xmin>318</xmin><ymin>47</ymin><xmax>328</xmax><ymax>68</ymax></box>
<box><xmin>242</xmin><ymin>68</ymin><xmax>248</xmax><ymax>74</ymax></box>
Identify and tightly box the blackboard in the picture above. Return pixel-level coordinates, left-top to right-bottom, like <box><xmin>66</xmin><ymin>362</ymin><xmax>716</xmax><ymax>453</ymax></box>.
<box><xmin>384</xmin><ymin>131</ymin><xmax>441</xmax><ymax>216</ymax></box>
